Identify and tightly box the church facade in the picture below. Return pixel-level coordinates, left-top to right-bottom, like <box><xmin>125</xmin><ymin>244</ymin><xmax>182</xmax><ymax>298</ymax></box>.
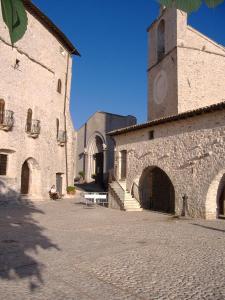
<box><xmin>0</xmin><ymin>1</ymin><xmax>79</xmax><ymax>201</ymax></box>
<box><xmin>76</xmin><ymin>111</ymin><xmax>136</xmax><ymax>186</ymax></box>
<box><xmin>109</xmin><ymin>7</ymin><xmax>225</xmax><ymax>219</ymax></box>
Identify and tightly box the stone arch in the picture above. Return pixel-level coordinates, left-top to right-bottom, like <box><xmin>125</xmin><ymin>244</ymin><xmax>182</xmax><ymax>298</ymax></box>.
<box><xmin>157</xmin><ymin>19</ymin><xmax>165</xmax><ymax>61</ymax></box>
<box><xmin>21</xmin><ymin>157</ymin><xmax>41</xmax><ymax>197</ymax></box>
<box><xmin>138</xmin><ymin>166</ymin><xmax>175</xmax><ymax>213</ymax></box>
<box><xmin>206</xmin><ymin>169</ymin><xmax>225</xmax><ymax>219</ymax></box>
<box><xmin>86</xmin><ymin>132</ymin><xmax>106</xmax><ymax>184</ymax></box>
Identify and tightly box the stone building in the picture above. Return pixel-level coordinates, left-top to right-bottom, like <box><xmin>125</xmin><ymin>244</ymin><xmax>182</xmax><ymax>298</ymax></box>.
<box><xmin>108</xmin><ymin>7</ymin><xmax>225</xmax><ymax>219</ymax></box>
<box><xmin>76</xmin><ymin>112</ymin><xmax>136</xmax><ymax>186</ymax></box>
<box><xmin>0</xmin><ymin>1</ymin><xmax>79</xmax><ymax>201</ymax></box>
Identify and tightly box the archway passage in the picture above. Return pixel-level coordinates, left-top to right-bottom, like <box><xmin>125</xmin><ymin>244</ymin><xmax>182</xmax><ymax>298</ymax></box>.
<box><xmin>87</xmin><ymin>134</ymin><xmax>105</xmax><ymax>185</ymax></box>
<box><xmin>139</xmin><ymin>167</ymin><xmax>175</xmax><ymax>213</ymax></box>
<box><xmin>21</xmin><ymin>161</ymin><xmax>30</xmax><ymax>194</ymax></box>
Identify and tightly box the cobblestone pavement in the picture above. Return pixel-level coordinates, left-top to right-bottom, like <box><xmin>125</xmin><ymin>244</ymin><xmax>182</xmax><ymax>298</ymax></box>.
<box><xmin>0</xmin><ymin>196</ymin><xmax>225</xmax><ymax>300</ymax></box>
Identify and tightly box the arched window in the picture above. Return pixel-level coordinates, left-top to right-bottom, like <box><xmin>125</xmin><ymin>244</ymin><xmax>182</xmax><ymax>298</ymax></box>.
<box><xmin>57</xmin><ymin>79</ymin><xmax>62</xmax><ymax>94</ymax></box>
<box><xmin>56</xmin><ymin>118</ymin><xmax>59</xmax><ymax>139</ymax></box>
<box><xmin>157</xmin><ymin>19</ymin><xmax>165</xmax><ymax>61</ymax></box>
<box><xmin>0</xmin><ymin>99</ymin><xmax>5</xmax><ymax>124</ymax></box>
<box><xmin>26</xmin><ymin>109</ymin><xmax>32</xmax><ymax>133</ymax></box>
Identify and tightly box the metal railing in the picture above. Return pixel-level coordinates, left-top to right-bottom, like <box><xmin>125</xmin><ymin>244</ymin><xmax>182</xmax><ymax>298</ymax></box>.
<box><xmin>57</xmin><ymin>130</ymin><xmax>67</xmax><ymax>145</ymax></box>
<box><xmin>26</xmin><ymin>119</ymin><xmax>41</xmax><ymax>138</ymax></box>
<box><xmin>0</xmin><ymin>110</ymin><xmax>14</xmax><ymax>131</ymax></box>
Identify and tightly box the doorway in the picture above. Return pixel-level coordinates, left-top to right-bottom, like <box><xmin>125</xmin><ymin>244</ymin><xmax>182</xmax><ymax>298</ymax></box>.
<box><xmin>21</xmin><ymin>161</ymin><xmax>30</xmax><ymax>194</ymax></box>
<box><xmin>95</xmin><ymin>152</ymin><xmax>104</xmax><ymax>185</ymax></box>
<box><xmin>120</xmin><ymin>150</ymin><xmax>127</xmax><ymax>180</ymax></box>
<box><xmin>56</xmin><ymin>173</ymin><xmax>63</xmax><ymax>196</ymax></box>
<box><xmin>139</xmin><ymin>166</ymin><xmax>175</xmax><ymax>213</ymax></box>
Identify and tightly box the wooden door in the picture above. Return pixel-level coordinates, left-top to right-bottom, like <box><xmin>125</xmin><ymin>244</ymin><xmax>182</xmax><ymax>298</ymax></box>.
<box><xmin>120</xmin><ymin>151</ymin><xmax>127</xmax><ymax>180</ymax></box>
<box><xmin>95</xmin><ymin>152</ymin><xmax>104</xmax><ymax>185</ymax></box>
<box><xmin>21</xmin><ymin>161</ymin><xmax>30</xmax><ymax>194</ymax></box>
<box><xmin>56</xmin><ymin>174</ymin><xmax>63</xmax><ymax>195</ymax></box>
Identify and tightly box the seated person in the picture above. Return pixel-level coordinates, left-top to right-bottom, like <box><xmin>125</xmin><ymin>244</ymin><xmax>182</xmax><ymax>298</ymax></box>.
<box><xmin>49</xmin><ymin>185</ymin><xmax>60</xmax><ymax>199</ymax></box>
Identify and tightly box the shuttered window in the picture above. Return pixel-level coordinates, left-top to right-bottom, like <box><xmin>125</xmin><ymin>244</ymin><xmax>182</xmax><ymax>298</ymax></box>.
<box><xmin>0</xmin><ymin>154</ymin><xmax>7</xmax><ymax>175</ymax></box>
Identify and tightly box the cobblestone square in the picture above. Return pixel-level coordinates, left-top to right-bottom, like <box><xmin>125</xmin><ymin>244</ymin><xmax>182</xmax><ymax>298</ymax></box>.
<box><xmin>0</xmin><ymin>196</ymin><xmax>225</xmax><ymax>300</ymax></box>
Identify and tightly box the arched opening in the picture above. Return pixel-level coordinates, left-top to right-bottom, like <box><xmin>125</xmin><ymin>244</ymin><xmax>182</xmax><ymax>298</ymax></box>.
<box><xmin>21</xmin><ymin>161</ymin><xmax>30</xmax><ymax>194</ymax></box>
<box><xmin>206</xmin><ymin>171</ymin><xmax>225</xmax><ymax>219</ymax></box>
<box><xmin>87</xmin><ymin>134</ymin><xmax>105</xmax><ymax>185</ymax></box>
<box><xmin>0</xmin><ymin>99</ymin><xmax>5</xmax><ymax>124</ymax></box>
<box><xmin>26</xmin><ymin>108</ymin><xmax>32</xmax><ymax>133</ymax></box>
<box><xmin>21</xmin><ymin>158</ymin><xmax>41</xmax><ymax>197</ymax></box>
<box><xmin>139</xmin><ymin>166</ymin><xmax>175</xmax><ymax>213</ymax></box>
<box><xmin>57</xmin><ymin>79</ymin><xmax>62</xmax><ymax>94</ymax></box>
<box><xmin>157</xmin><ymin>19</ymin><xmax>165</xmax><ymax>61</ymax></box>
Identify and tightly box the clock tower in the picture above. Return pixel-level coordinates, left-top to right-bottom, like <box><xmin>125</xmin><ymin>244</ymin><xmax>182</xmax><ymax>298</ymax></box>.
<box><xmin>147</xmin><ymin>7</ymin><xmax>187</xmax><ymax>120</ymax></box>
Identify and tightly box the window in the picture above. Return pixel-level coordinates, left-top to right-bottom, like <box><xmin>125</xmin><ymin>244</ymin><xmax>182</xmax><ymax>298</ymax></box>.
<box><xmin>0</xmin><ymin>99</ymin><xmax>5</xmax><ymax>124</ymax></box>
<box><xmin>57</xmin><ymin>79</ymin><xmax>62</xmax><ymax>94</ymax></box>
<box><xmin>56</xmin><ymin>118</ymin><xmax>59</xmax><ymax>139</ymax></box>
<box><xmin>149</xmin><ymin>130</ymin><xmax>154</xmax><ymax>140</ymax></box>
<box><xmin>26</xmin><ymin>109</ymin><xmax>32</xmax><ymax>133</ymax></box>
<box><xmin>157</xmin><ymin>19</ymin><xmax>165</xmax><ymax>61</ymax></box>
<box><xmin>0</xmin><ymin>154</ymin><xmax>7</xmax><ymax>175</ymax></box>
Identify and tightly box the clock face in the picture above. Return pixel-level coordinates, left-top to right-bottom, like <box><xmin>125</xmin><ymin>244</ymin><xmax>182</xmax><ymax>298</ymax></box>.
<box><xmin>153</xmin><ymin>70</ymin><xmax>168</xmax><ymax>104</ymax></box>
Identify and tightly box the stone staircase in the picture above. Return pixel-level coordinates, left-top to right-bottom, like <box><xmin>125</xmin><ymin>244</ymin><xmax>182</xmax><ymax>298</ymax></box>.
<box><xmin>109</xmin><ymin>180</ymin><xmax>142</xmax><ymax>211</ymax></box>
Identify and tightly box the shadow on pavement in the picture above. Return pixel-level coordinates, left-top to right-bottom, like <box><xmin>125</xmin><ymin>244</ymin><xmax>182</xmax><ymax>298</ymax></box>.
<box><xmin>75</xmin><ymin>182</ymin><xmax>106</xmax><ymax>193</ymax></box>
<box><xmin>191</xmin><ymin>223</ymin><xmax>225</xmax><ymax>233</ymax></box>
<box><xmin>0</xmin><ymin>180</ymin><xmax>60</xmax><ymax>291</ymax></box>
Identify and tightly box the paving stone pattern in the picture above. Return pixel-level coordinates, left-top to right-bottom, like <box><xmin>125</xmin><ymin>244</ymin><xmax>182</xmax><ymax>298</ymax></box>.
<box><xmin>0</xmin><ymin>197</ymin><xmax>225</xmax><ymax>299</ymax></box>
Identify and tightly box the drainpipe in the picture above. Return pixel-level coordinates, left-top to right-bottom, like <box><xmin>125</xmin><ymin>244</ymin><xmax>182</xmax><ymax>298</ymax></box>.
<box><xmin>63</xmin><ymin>52</ymin><xmax>71</xmax><ymax>188</ymax></box>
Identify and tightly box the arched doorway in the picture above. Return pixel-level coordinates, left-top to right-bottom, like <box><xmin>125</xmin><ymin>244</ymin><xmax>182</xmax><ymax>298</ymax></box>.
<box><xmin>139</xmin><ymin>166</ymin><xmax>175</xmax><ymax>213</ymax></box>
<box><xmin>206</xmin><ymin>172</ymin><xmax>225</xmax><ymax>219</ymax></box>
<box><xmin>20</xmin><ymin>158</ymin><xmax>41</xmax><ymax>197</ymax></box>
<box><xmin>21</xmin><ymin>161</ymin><xmax>30</xmax><ymax>194</ymax></box>
<box><xmin>87</xmin><ymin>134</ymin><xmax>105</xmax><ymax>185</ymax></box>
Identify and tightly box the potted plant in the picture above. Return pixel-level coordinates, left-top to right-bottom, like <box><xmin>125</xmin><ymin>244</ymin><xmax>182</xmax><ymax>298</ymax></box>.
<box><xmin>67</xmin><ymin>186</ymin><xmax>76</xmax><ymax>195</ymax></box>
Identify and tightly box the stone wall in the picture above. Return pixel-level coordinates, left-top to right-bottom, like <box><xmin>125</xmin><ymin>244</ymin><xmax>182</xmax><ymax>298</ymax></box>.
<box><xmin>0</xmin><ymin>6</ymin><xmax>76</xmax><ymax>200</ymax></box>
<box><xmin>114</xmin><ymin>109</ymin><xmax>225</xmax><ymax>219</ymax></box>
<box><xmin>147</xmin><ymin>8</ymin><xmax>225</xmax><ymax>121</ymax></box>
<box><xmin>76</xmin><ymin>112</ymin><xmax>136</xmax><ymax>182</ymax></box>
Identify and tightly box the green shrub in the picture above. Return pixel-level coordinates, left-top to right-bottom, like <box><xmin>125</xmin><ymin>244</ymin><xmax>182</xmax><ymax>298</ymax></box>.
<box><xmin>67</xmin><ymin>186</ymin><xmax>76</xmax><ymax>193</ymax></box>
<box><xmin>78</xmin><ymin>171</ymin><xmax>85</xmax><ymax>179</ymax></box>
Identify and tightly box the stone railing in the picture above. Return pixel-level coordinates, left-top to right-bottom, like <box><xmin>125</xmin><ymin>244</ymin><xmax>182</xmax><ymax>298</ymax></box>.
<box><xmin>108</xmin><ymin>181</ymin><xmax>125</xmax><ymax>210</ymax></box>
<box><xmin>26</xmin><ymin>119</ymin><xmax>41</xmax><ymax>138</ymax></box>
<box><xmin>0</xmin><ymin>110</ymin><xmax>14</xmax><ymax>131</ymax></box>
<box><xmin>57</xmin><ymin>130</ymin><xmax>66</xmax><ymax>146</ymax></box>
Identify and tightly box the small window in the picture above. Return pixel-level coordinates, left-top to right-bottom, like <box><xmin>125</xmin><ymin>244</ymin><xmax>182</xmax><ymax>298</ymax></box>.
<box><xmin>149</xmin><ymin>130</ymin><xmax>154</xmax><ymax>140</ymax></box>
<box><xmin>0</xmin><ymin>99</ymin><xmax>5</xmax><ymax>124</ymax></box>
<box><xmin>157</xmin><ymin>19</ymin><xmax>165</xmax><ymax>61</ymax></box>
<box><xmin>57</xmin><ymin>79</ymin><xmax>62</xmax><ymax>94</ymax></box>
<box><xmin>26</xmin><ymin>109</ymin><xmax>32</xmax><ymax>133</ymax></box>
<box><xmin>56</xmin><ymin>118</ymin><xmax>59</xmax><ymax>139</ymax></box>
<box><xmin>0</xmin><ymin>154</ymin><xmax>7</xmax><ymax>175</ymax></box>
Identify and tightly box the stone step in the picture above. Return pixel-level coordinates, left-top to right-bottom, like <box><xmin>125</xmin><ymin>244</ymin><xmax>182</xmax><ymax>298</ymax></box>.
<box><xmin>125</xmin><ymin>208</ymin><xmax>143</xmax><ymax>212</ymax></box>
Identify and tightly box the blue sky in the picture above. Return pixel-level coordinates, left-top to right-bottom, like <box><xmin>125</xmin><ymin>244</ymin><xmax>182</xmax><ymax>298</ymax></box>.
<box><xmin>33</xmin><ymin>0</ymin><xmax>225</xmax><ymax>129</ymax></box>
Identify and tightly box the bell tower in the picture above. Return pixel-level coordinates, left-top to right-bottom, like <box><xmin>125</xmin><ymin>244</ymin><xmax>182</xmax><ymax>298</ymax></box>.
<box><xmin>147</xmin><ymin>7</ymin><xmax>187</xmax><ymax>120</ymax></box>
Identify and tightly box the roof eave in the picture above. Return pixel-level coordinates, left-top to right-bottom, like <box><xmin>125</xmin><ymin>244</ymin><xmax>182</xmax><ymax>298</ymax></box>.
<box><xmin>23</xmin><ymin>0</ymin><xmax>81</xmax><ymax>56</ymax></box>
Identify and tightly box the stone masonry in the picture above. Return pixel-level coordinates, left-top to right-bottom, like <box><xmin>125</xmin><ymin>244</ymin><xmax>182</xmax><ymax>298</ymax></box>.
<box><xmin>0</xmin><ymin>2</ymin><xmax>79</xmax><ymax>200</ymax></box>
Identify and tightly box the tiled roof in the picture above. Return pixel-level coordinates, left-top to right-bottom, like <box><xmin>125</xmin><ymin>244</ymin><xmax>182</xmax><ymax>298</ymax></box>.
<box><xmin>108</xmin><ymin>101</ymin><xmax>225</xmax><ymax>136</ymax></box>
